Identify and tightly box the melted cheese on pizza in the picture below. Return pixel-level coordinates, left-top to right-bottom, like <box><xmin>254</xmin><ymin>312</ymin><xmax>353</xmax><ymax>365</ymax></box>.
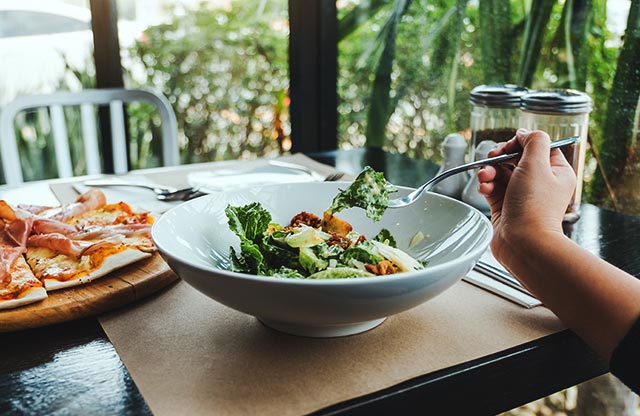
<box><xmin>68</xmin><ymin>202</ymin><xmax>152</xmax><ymax>227</ymax></box>
<box><xmin>26</xmin><ymin>244</ymin><xmax>128</xmax><ymax>282</ymax></box>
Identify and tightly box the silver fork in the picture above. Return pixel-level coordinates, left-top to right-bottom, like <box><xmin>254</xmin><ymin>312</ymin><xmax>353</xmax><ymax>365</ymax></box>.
<box><xmin>387</xmin><ymin>135</ymin><xmax>580</xmax><ymax>209</ymax></box>
<box><xmin>83</xmin><ymin>178</ymin><xmax>179</xmax><ymax>196</ymax></box>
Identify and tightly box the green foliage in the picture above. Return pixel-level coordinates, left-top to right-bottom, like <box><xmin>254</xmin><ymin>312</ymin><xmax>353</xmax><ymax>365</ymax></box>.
<box><xmin>7</xmin><ymin>0</ymin><xmax>638</xmax><ymax>215</ymax></box>
<box><xmin>128</xmin><ymin>1</ymin><xmax>290</xmax><ymax>163</ymax></box>
<box><xmin>590</xmin><ymin>0</ymin><xmax>640</xmax><ymax>207</ymax></box>
<box><xmin>479</xmin><ymin>0</ymin><xmax>512</xmax><ymax>83</ymax></box>
<box><xmin>517</xmin><ymin>0</ymin><xmax>556</xmax><ymax>87</ymax></box>
<box><xmin>365</xmin><ymin>0</ymin><xmax>413</xmax><ymax>148</ymax></box>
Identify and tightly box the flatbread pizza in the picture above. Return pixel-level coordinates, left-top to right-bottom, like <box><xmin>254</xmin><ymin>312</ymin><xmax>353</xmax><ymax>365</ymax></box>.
<box><xmin>0</xmin><ymin>189</ymin><xmax>157</xmax><ymax>308</ymax></box>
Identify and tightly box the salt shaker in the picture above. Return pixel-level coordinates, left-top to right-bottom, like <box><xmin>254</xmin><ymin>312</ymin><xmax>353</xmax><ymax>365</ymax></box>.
<box><xmin>431</xmin><ymin>133</ymin><xmax>468</xmax><ymax>199</ymax></box>
<box><xmin>461</xmin><ymin>140</ymin><xmax>496</xmax><ymax>215</ymax></box>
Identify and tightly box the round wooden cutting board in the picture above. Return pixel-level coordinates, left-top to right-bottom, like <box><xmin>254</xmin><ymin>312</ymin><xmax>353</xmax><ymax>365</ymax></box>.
<box><xmin>0</xmin><ymin>253</ymin><xmax>179</xmax><ymax>332</ymax></box>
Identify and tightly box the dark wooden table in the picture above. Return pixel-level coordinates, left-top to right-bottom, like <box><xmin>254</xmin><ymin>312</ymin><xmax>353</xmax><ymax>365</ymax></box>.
<box><xmin>2</xmin><ymin>148</ymin><xmax>639</xmax><ymax>415</ymax></box>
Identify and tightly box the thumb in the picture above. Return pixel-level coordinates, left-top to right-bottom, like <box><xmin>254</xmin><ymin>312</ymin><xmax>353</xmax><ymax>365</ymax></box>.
<box><xmin>516</xmin><ymin>129</ymin><xmax>552</xmax><ymax>169</ymax></box>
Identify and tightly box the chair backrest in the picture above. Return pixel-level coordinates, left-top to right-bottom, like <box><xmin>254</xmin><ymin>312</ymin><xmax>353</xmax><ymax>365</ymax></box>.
<box><xmin>0</xmin><ymin>88</ymin><xmax>179</xmax><ymax>185</ymax></box>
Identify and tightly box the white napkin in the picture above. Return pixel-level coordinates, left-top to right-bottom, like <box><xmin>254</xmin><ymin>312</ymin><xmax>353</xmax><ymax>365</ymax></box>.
<box><xmin>55</xmin><ymin>157</ymin><xmax>332</xmax><ymax>214</ymax></box>
<box><xmin>463</xmin><ymin>249</ymin><xmax>542</xmax><ymax>308</ymax></box>
<box><xmin>71</xmin><ymin>181</ymin><xmax>181</xmax><ymax>215</ymax></box>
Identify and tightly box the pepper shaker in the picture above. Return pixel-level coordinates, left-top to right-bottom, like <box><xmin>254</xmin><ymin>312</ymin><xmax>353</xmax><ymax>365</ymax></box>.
<box><xmin>461</xmin><ymin>140</ymin><xmax>496</xmax><ymax>215</ymax></box>
<box><xmin>469</xmin><ymin>84</ymin><xmax>528</xmax><ymax>160</ymax></box>
<box><xmin>519</xmin><ymin>89</ymin><xmax>592</xmax><ymax>223</ymax></box>
<box><xmin>431</xmin><ymin>133</ymin><xmax>468</xmax><ymax>199</ymax></box>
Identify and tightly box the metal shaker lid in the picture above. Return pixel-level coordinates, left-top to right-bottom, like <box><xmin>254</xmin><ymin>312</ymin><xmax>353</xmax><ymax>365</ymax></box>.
<box><xmin>469</xmin><ymin>84</ymin><xmax>529</xmax><ymax>108</ymax></box>
<box><xmin>520</xmin><ymin>89</ymin><xmax>592</xmax><ymax>114</ymax></box>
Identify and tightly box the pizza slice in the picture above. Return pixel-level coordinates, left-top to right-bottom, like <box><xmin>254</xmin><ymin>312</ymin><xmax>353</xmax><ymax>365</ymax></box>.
<box><xmin>0</xmin><ymin>248</ymin><xmax>48</xmax><ymax>310</ymax></box>
<box><xmin>25</xmin><ymin>189</ymin><xmax>157</xmax><ymax>291</ymax></box>
<box><xmin>26</xmin><ymin>241</ymin><xmax>152</xmax><ymax>291</ymax></box>
<box><xmin>0</xmin><ymin>205</ymin><xmax>47</xmax><ymax>310</ymax></box>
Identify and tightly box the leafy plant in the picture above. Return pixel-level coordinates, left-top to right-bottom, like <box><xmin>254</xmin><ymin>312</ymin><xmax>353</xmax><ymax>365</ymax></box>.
<box><xmin>589</xmin><ymin>0</ymin><xmax>640</xmax><ymax>211</ymax></box>
<box><xmin>337</xmin><ymin>0</ymin><xmax>639</xmax><ymax>214</ymax></box>
<box><xmin>127</xmin><ymin>1</ymin><xmax>290</xmax><ymax>164</ymax></box>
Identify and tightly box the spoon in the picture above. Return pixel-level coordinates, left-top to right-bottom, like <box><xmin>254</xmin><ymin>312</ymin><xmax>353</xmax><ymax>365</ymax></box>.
<box><xmin>387</xmin><ymin>135</ymin><xmax>580</xmax><ymax>209</ymax></box>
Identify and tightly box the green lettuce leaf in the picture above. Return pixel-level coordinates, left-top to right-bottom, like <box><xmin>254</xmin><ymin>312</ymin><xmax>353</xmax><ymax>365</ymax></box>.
<box><xmin>230</xmin><ymin>241</ymin><xmax>269</xmax><ymax>274</ymax></box>
<box><xmin>225</xmin><ymin>202</ymin><xmax>271</xmax><ymax>242</ymax></box>
<box><xmin>270</xmin><ymin>266</ymin><xmax>306</xmax><ymax>278</ymax></box>
<box><xmin>299</xmin><ymin>247</ymin><xmax>329</xmax><ymax>274</ymax></box>
<box><xmin>342</xmin><ymin>240</ymin><xmax>384</xmax><ymax>264</ymax></box>
<box><xmin>307</xmin><ymin>267</ymin><xmax>374</xmax><ymax>279</ymax></box>
<box><xmin>259</xmin><ymin>234</ymin><xmax>302</xmax><ymax>271</ymax></box>
<box><xmin>373</xmin><ymin>228</ymin><xmax>397</xmax><ymax>248</ymax></box>
<box><xmin>326</xmin><ymin>166</ymin><xmax>397</xmax><ymax>221</ymax></box>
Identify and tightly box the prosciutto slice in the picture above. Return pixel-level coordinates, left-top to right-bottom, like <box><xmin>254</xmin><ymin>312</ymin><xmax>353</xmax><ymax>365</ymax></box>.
<box><xmin>71</xmin><ymin>223</ymin><xmax>152</xmax><ymax>240</ymax></box>
<box><xmin>32</xmin><ymin>218</ymin><xmax>79</xmax><ymax>236</ymax></box>
<box><xmin>43</xmin><ymin>189</ymin><xmax>106</xmax><ymax>222</ymax></box>
<box><xmin>17</xmin><ymin>204</ymin><xmax>55</xmax><ymax>215</ymax></box>
<box><xmin>28</xmin><ymin>233</ymin><xmax>99</xmax><ymax>258</ymax></box>
<box><xmin>28</xmin><ymin>233</ymin><xmax>125</xmax><ymax>258</ymax></box>
<box><xmin>0</xmin><ymin>246</ymin><xmax>24</xmax><ymax>286</ymax></box>
<box><xmin>0</xmin><ymin>201</ymin><xmax>34</xmax><ymax>249</ymax></box>
<box><xmin>5</xmin><ymin>217</ymin><xmax>34</xmax><ymax>248</ymax></box>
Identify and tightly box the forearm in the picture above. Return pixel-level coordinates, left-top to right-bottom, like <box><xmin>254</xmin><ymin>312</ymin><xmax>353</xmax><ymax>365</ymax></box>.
<box><xmin>500</xmin><ymin>230</ymin><xmax>640</xmax><ymax>360</ymax></box>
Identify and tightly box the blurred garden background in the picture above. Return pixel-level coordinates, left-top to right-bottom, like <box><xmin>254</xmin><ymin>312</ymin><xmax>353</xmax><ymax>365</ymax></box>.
<box><xmin>3</xmin><ymin>0</ymin><xmax>638</xmax><ymax>216</ymax></box>
<box><xmin>1</xmin><ymin>0</ymin><xmax>637</xmax><ymax>215</ymax></box>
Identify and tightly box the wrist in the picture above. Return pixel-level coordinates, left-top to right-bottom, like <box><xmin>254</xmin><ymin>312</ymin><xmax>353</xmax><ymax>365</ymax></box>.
<box><xmin>494</xmin><ymin>226</ymin><xmax>569</xmax><ymax>271</ymax></box>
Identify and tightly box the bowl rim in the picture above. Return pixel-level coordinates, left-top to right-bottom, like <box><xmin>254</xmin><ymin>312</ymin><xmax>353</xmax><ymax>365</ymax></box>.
<box><xmin>151</xmin><ymin>183</ymin><xmax>493</xmax><ymax>286</ymax></box>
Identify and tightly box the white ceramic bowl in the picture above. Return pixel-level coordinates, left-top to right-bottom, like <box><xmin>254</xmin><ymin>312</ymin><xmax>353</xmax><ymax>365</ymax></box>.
<box><xmin>152</xmin><ymin>182</ymin><xmax>493</xmax><ymax>337</ymax></box>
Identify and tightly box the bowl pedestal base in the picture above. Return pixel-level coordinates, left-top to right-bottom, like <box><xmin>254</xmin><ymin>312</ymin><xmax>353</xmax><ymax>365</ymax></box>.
<box><xmin>258</xmin><ymin>317</ymin><xmax>387</xmax><ymax>338</ymax></box>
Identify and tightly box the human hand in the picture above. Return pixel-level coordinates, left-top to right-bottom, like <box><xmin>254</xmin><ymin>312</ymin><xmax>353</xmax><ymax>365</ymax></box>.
<box><xmin>477</xmin><ymin>129</ymin><xmax>577</xmax><ymax>263</ymax></box>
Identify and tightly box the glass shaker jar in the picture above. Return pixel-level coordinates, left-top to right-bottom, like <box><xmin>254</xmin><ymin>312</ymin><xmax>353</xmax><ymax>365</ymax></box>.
<box><xmin>519</xmin><ymin>89</ymin><xmax>592</xmax><ymax>222</ymax></box>
<box><xmin>469</xmin><ymin>84</ymin><xmax>528</xmax><ymax>160</ymax></box>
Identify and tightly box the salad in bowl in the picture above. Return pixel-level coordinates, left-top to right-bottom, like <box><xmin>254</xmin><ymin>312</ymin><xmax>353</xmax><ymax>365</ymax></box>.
<box><xmin>226</xmin><ymin>167</ymin><xmax>424</xmax><ymax>280</ymax></box>
<box><xmin>152</xmin><ymin>166</ymin><xmax>492</xmax><ymax>337</ymax></box>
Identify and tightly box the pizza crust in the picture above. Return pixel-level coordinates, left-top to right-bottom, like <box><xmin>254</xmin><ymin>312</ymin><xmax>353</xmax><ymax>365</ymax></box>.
<box><xmin>43</xmin><ymin>248</ymin><xmax>152</xmax><ymax>291</ymax></box>
<box><xmin>0</xmin><ymin>286</ymin><xmax>48</xmax><ymax>310</ymax></box>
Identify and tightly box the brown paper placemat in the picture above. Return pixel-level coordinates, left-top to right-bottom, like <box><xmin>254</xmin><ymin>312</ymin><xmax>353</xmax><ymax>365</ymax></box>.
<box><xmin>100</xmin><ymin>281</ymin><xmax>564</xmax><ymax>416</ymax></box>
<box><xmin>94</xmin><ymin>154</ymin><xmax>564</xmax><ymax>415</ymax></box>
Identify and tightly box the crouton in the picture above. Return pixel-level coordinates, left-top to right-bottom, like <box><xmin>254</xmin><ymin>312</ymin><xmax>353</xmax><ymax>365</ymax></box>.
<box><xmin>364</xmin><ymin>260</ymin><xmax>397</xmax><ymax>275</ymax></box>
<box><xmin>321</xmin><ymin>211</ymin><xmax>352</xmax><ymax>237</ymax></box>
<box><xmin>290</xmin><ymin>211</ymin><xmax>322</xmax><ymax>228</ymax></box>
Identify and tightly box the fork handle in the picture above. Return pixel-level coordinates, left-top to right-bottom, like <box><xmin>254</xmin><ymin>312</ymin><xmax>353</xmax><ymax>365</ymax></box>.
<box><xmin>421</xmin><ymin>135</ymin><xmax>580</xmax><ymax>193</ymax></box>
<box><xmin>469</xmin><ymin>135</ymin><xmax>580</xmax><ymax>167</ymax></box>
<box><xmin>84</xmin><ymin>179</ymin><xmax>177</xmax><ymax>193</ymax></box>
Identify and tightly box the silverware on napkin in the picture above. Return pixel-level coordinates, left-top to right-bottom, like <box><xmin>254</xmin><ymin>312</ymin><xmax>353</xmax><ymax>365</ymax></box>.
<box><xmin>463</xmin><ymin>270</ymin><xmax>541</xmax><ymax>308</ymax></box>
<box><xmin>474</xmin><ymin>261</ymin><xmax>532</xmax><ymax>297</ymax></box>
<box><xmin>83</xmin><ymin>178</ymin><xmax>205</xmax><ymax>201</ymax></box>
<box><xmin>464</xmin><ymin>249</ymin><xmax>541</xmax><ymax>308</ymax></box>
